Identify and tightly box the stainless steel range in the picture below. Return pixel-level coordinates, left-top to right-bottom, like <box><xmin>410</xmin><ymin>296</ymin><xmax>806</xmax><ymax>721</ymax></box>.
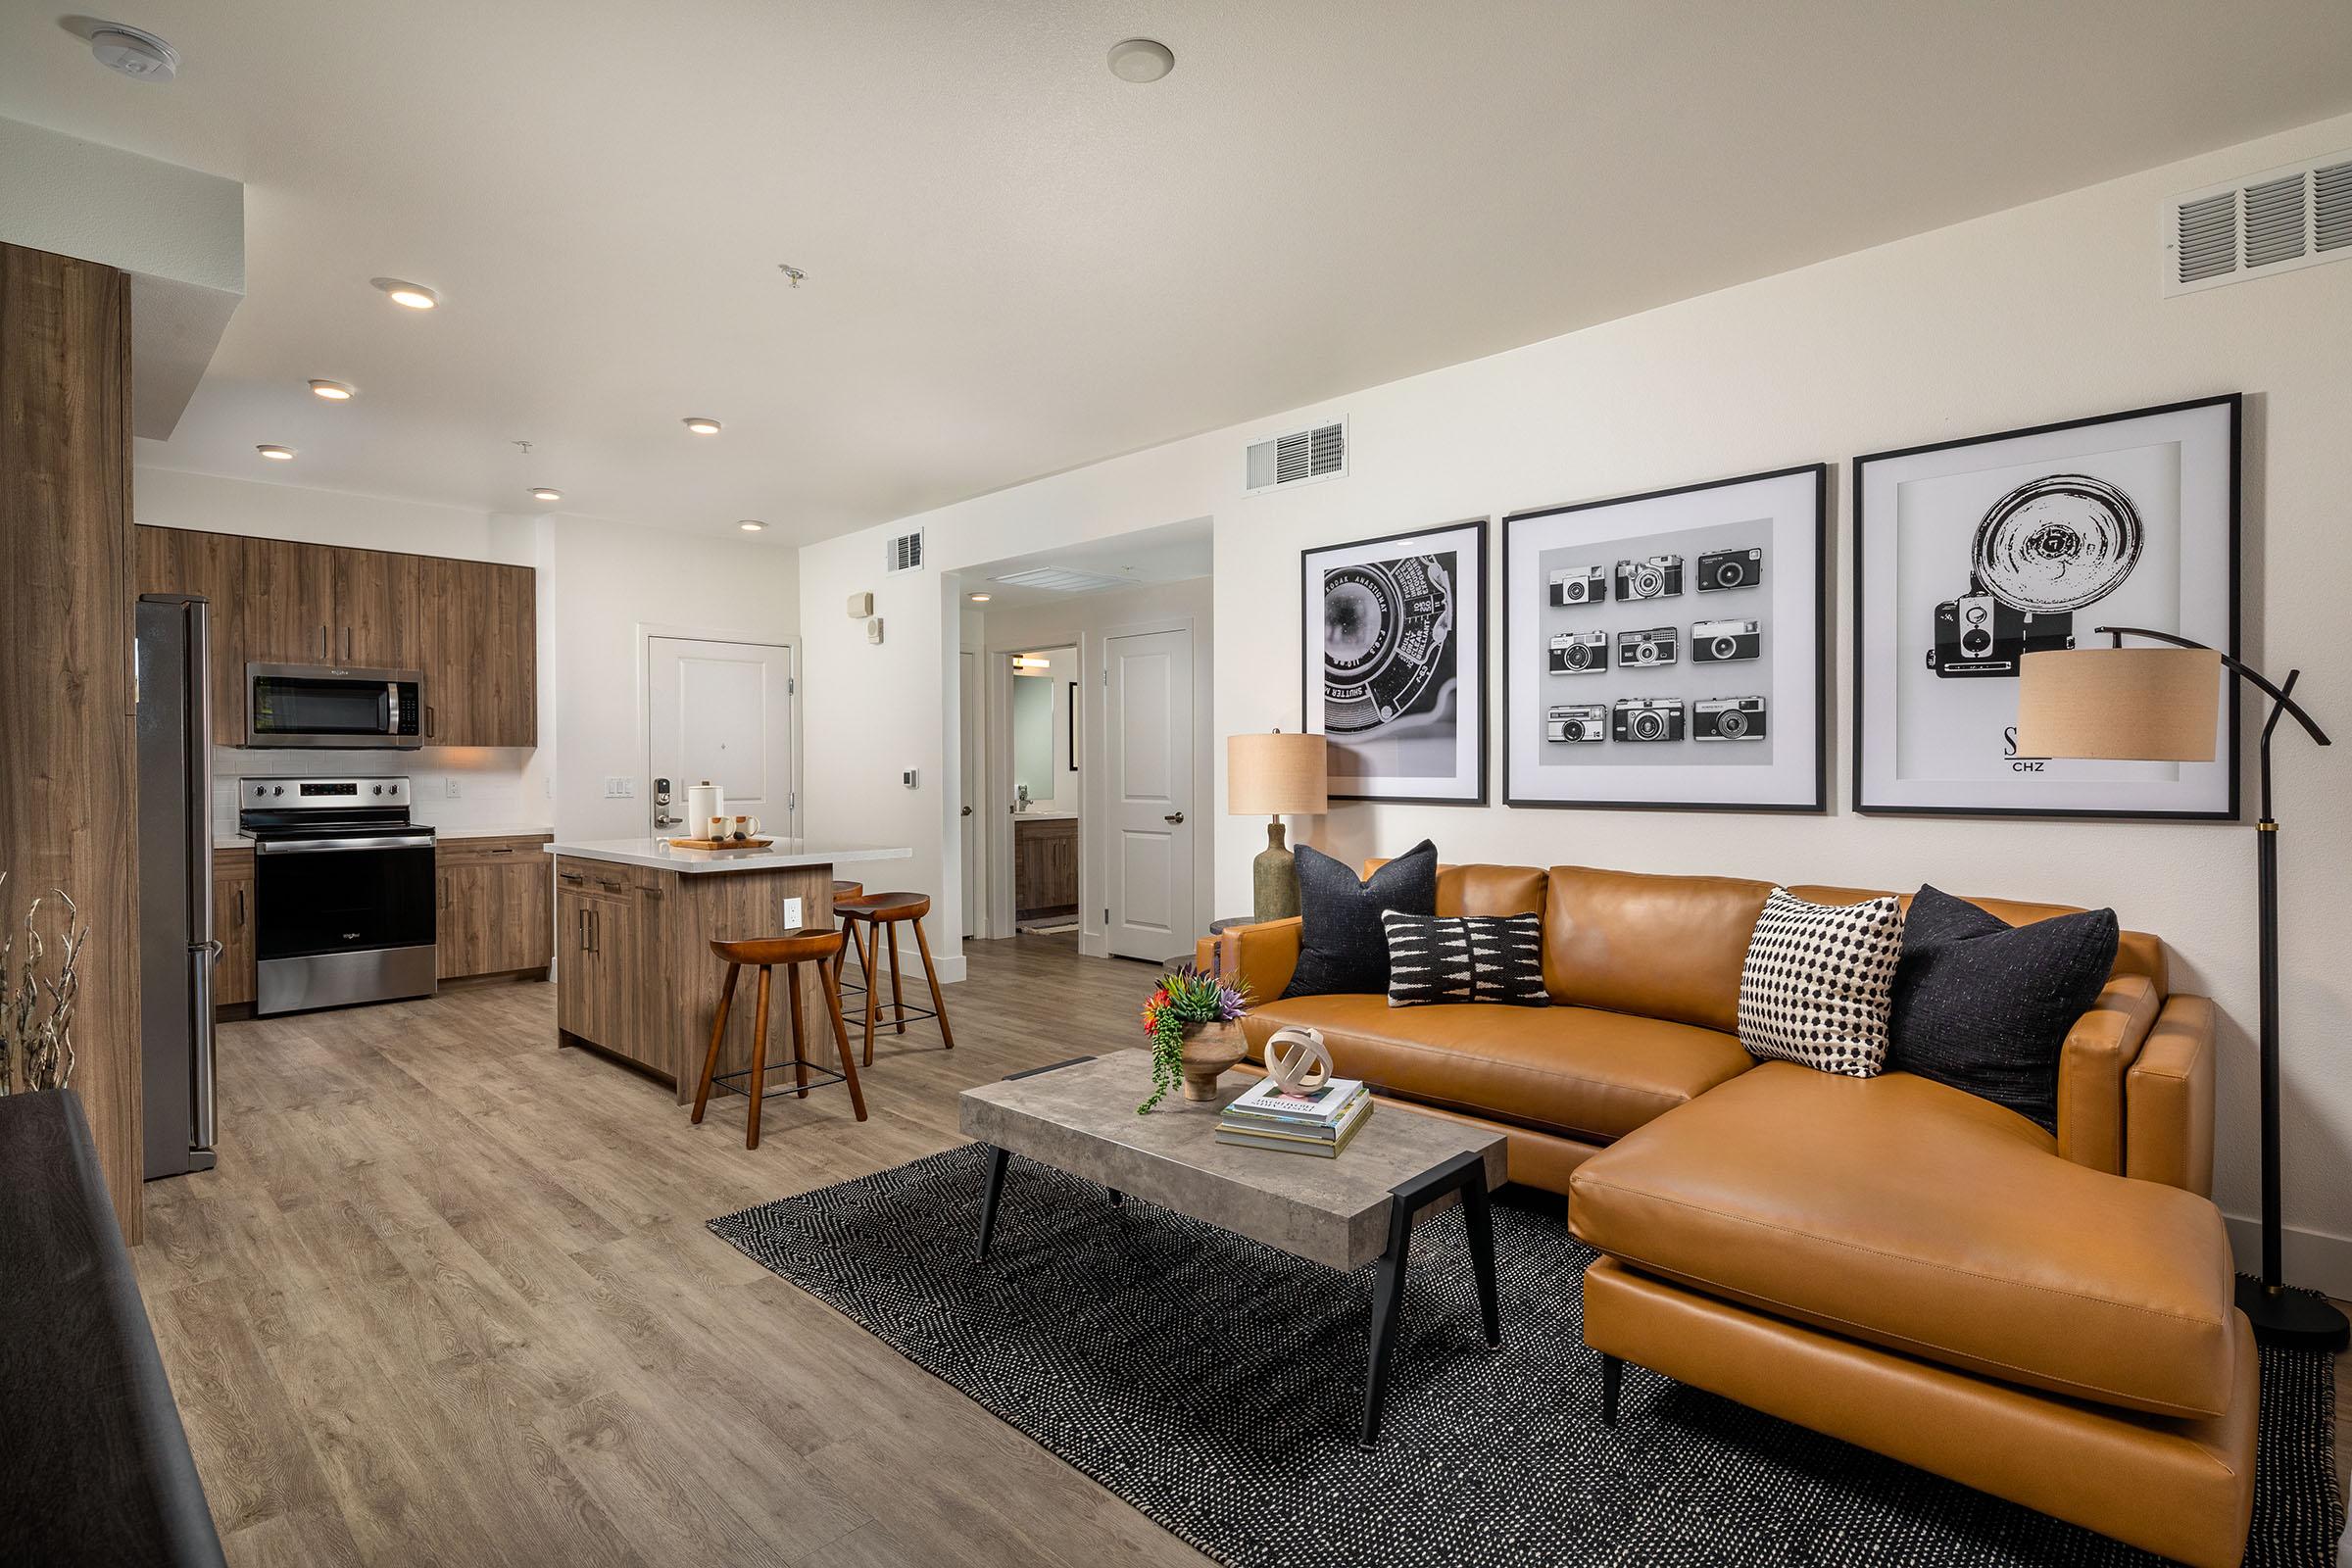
<box><xmin>240</xmin><ymin>775</ymin><xmax>437</xmax><ymax>1015</ymax></box>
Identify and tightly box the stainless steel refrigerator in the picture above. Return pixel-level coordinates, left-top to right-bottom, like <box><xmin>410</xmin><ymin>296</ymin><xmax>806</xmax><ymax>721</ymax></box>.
<box><xmin>136</xmin><ymin>594</ymin><xmax>220</xmax><ymax>1178</ymax></box>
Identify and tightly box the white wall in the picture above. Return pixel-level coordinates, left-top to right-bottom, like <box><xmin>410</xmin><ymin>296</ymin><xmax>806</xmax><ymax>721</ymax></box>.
<box><xmin>133</xmin><ymin>468</ymin><xmax>800</xmax><ymax>843</ymax></box>
<box><xmin>800</xmin><ymin>112</ymin><xmax>2352</xmax><ymax>1291</ymax></box>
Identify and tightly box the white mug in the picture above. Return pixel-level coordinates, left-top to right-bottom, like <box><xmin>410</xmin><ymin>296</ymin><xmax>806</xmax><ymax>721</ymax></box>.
<box><xmin>730</xmin><ymin>814</ymin><xmax>761</xmax><ymax>841</ymax></box>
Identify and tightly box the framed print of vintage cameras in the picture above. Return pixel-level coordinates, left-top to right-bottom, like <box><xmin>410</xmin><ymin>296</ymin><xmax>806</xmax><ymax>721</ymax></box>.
<box><xmin>1853</xmin><ymin>394</ymin><xmax>2239</xmax><ymax>819</ymax></box>
<box><xmin>1502</xmin><ymin>465</ymin><xmax>1826</xmax><ymax>812</ymax></box>
<box><xmin>1302</xmin><ymin>516</ymin><xmax>1488</xmax><ymax>804</ymax></box>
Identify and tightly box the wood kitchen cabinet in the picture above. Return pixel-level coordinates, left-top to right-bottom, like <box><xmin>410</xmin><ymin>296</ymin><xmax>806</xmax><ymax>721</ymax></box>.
<box><xmin>133</xmin><ymin>526</ymin><xmax>538</xmax><ymax>747</ymax></box>
<box><xmin>416</xmin><ymin>555</ymin><xmax>536</xmax><ymax>746</ymax></box>
<box><xmin>243</xmin><ymin>536</ymin><xmax>339</xmax><ymax>665</ymax></box>
<box><xmin>329</xmin><ymin>547</ymin><xmax>421</xmax><ymax>669</ymax></box>
<box><xmin>134</xmin><ymin>527</ymin><xmax>250</xmax><ymax>747</ymax></box>
<box><xmin>436</xmin><ymin>836</ymin><xmax>554</xmax><ymax>979</ymax></box>
<box><xmin>555</xmin><ymin>860</ymin><xmax>666</xmax><ymax>1079</ymax></box>
<box><xmin>213</xmin><ymin>848</ymin><xmax>256</xmax><ymax>1007</ymax></box>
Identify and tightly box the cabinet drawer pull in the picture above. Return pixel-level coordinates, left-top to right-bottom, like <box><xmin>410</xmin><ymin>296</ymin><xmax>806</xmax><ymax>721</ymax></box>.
<box><xmin>560</xmin><ymin>872</ymin><xmax>584</xmax><ymax>884</ymax></box>
<box><xmin>235</xmin><ymin>886</ymin><xmax>245</xmax><ymax>925</ymax></box>
<box><xmin>490</xmin><ymin>846</ymin><xmax>514</xmax><ymax>855</ymax></box>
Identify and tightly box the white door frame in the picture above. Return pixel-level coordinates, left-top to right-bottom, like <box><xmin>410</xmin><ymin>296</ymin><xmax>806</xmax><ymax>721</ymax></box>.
<box><xmin>982</xmin><ymin>642</ymin><xmax>1081</xmax><ymax>942</ymax></box>
<box><xmin>958</xmin><ymin>649</ymin><xmax>983</xmax><ymax>937</ymax></box>
<box><xmin>639</xmin><ymin>625</ymin><xmax>804</xmax><ymax>838</ymax></box>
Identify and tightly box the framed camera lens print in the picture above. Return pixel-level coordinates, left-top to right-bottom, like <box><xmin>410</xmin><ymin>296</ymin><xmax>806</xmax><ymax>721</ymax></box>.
<box><xmin>1853</xmin><ymin>395</ymin><xmax>2239</xmax><ymax>819</ymax></box>
<box><xmin>1502</xmin><ymin>465</ymin><xmax>1826</xmax><ymax>812</ymax></box>
<box><xmin>1302</xmin><ymin>517</ymin><xmax>1488</xmax><ymax>805</ymax></box>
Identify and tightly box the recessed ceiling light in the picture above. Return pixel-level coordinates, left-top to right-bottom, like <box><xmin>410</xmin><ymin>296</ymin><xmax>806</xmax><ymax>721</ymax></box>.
<box><xmin>529</xmin><ymin>487</ymin><xmax>563</xmax><ymax>502</ymax></box>
<box><xmin>738</xmin><ymin>519</ymin><xmax>765</xmax><ymax>532</ymax></box>
<box><xmin>88</xmin><ymin>23</ymin><xmax>178</xmax><ymax>81</ymax></box>
<box><xmin>967</xmin><ymin>593</ymin><xmax>992</xmax><ymax>603</ymax></box>
<box><xmin>683</xmin><ymin>416</ymin><xmax>722</xmax><ymax>435</ymax></box>
<box><xmin>309</xmin><ymin>379</ymin><xmax>356</xmax><ymax>401</ymax></box>
<box><xmin>256</xmin><ymin>444</ymin><xmax>296</xmax><ymax>461</ymax></box>
<box><xmin>1107</xmin><ymin>38</ymin><xmax>1174</xmax><ymax>83</ymax></box>
<box><xmin>372</xmin><ymin>277</ymin><xmax>439</xmax><ymax>310</ymax></box>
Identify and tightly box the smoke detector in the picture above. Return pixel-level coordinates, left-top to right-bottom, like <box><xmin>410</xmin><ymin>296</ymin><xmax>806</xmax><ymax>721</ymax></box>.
<box><xmin>89</xmin><ymin>23</ymin><xmax>179</xmax><ymax>81</ymax></box>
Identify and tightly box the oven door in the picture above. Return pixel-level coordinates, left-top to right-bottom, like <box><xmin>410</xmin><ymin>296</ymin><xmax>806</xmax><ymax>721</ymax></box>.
<box><xmin>253</xmin><ymin>835</ymin><xmax>438</xmax><ymax>1013</ymax></box>
<box><xmin>246</xmin><ymin>663</ymin><xmax>423</xmax><ymax>749</ymax></box>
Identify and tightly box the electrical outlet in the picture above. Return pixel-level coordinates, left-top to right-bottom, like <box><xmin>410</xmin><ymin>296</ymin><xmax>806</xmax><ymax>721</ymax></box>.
<box><xmin>782</xmin><ymin>897</ymin><xmax>804</xmax><ymax>930</ymax></box>
<box><xmin>603</xmin><ymin>776</ymin><xmax>636</xmax><ymax>799</ymax></box>
<box><xmin>443</xmin><ymin>776</ymin><xmax>463</xmax><ymax>799</ymax></box>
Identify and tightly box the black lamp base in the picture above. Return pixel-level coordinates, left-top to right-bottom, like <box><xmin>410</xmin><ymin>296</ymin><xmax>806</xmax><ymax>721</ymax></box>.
<box><xmin>2235</xmin><ymin>1275</ymin><xmax>2351</xmax><ymax>1352</ymax></box>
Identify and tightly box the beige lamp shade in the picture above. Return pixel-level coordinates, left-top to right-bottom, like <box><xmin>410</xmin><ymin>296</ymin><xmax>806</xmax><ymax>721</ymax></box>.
<box><xmin>1228</xmin><ymin>731</ymin><xmax>1329</xmax><ymax>815</ymax></box>
<box><xmin>2015</xmin><ymin>647</ymin><xmax>2223</xmax><ymax>761</ymax></box>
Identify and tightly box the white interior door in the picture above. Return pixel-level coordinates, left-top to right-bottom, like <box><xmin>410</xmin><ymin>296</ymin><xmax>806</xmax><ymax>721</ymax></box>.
<box><xmin>1104</xmin><ymin>627</ymin><xmax>1195</xmax><ymax>960</ymax></box>
<box><xmin>959</xmin><ymin>650</ymin><xmax>980</xmax><ymax>935</ymax></box>
<box><xmin>648</xmin><ymin>637</ymin><xmax>796</xmax><ymax>837</ymax></box>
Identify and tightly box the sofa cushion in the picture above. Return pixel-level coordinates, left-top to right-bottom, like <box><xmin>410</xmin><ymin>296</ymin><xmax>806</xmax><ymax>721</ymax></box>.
<box><xmin>1887</xmin><ymin>884</ymin><xmax>2119</xmax><ymax>1133</ymax></box>
<box><xmin>1382</xmin><ymin>911</ymin><xmax>1549</xmax><ymax>1007</ymax></box>
<box><xmin>1568</xmin><ymin>1061</ymin><xmax>2237</xmax><ymax>1418</ymax></box>
<box><xmin>1282</xmin><ymin>841</ymin><xmax>1437</xmax><ymax>998</ymax></box>
<box><xmin>1737</xmin><ymin>889</ymin><xmax>1905</xmax><ymax>1078</ymax></box>
<box><xmin>1788</xmin><ymin>883</ymin><xmax>2167</xmax><ymax>993</ymax></box>
<box><xmin>1544</xmin><ymin>866</ymin><xmax>1775</xmax><ymax>1033</ymax></box>
<box><xmin>1244</xmin><ymin>994</ymin><xmax>1753</xmax><ymax>1144</ymax></box>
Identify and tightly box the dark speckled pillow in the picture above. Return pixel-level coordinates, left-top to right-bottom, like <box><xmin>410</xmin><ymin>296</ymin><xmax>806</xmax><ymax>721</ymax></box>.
<box><xmin>1886</xmin><ymin>885</ymin><xmax>2119</xmax><ymax>1132</ymax></box>
<box><xmin>1280</xmin><ymin>841</ymin><xmax>1438</xmax><ymax>998</ymax></box>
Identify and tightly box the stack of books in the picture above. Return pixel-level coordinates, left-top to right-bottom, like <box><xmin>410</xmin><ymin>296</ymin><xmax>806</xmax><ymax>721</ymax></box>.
<box><xmin>1215</xmin><ymin>1075</ymin><xmax>1372</xmax><ymax>1158</ymax></box>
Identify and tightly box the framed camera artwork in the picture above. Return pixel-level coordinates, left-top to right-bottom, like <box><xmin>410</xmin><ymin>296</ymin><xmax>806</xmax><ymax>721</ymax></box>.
<box><xmin>1301</xmin><ymin>517</ymin><xmax>1488</xmax><ymax>805</ymax></box>
<box><xmin>1853</xmin><ymin>395</ymin><xmax>2239</xmax><ymax>818</ymax></box>
<box><xmin>1502</xmin><ymin>465</ymin><xmax>1826</xmax><ymax>812</ymax></box>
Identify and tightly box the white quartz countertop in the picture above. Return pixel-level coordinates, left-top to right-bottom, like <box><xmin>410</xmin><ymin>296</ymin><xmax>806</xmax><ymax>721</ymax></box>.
<box><xmin>1012</xmin><ymin>809</ymin><xmax>1078</xmax><ymax>821</ymax></box>
<box><xmin>544</xmin><ymin>838</ymin><xmax>914</xmax><ymax>874</ymax></box>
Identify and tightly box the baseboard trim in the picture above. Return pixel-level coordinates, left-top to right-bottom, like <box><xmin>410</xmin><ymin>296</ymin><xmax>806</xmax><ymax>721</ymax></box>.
<box><xmin>932</xmin><ymin>953</ymin><xmax>967</xmax><ymax>985</ymax></box>
<box><xmin>2223</xmin><ymin>1212</ymin><xmax>2352</xmax><ymax>1300</ymax></box>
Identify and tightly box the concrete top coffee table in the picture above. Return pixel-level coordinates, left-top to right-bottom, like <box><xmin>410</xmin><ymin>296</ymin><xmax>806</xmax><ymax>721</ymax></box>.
<box><xmin>957</xmin><ymin>1050</ymin><xmax>1506</xmax><ymax>1444</ymax></box>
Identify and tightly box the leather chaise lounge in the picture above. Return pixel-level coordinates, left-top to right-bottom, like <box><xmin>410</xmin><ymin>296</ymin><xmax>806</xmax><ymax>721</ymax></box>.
<box><xmin>1200</xmin><ymin>861</ymin><xmax>2248</xmax><ymax>1568</ymax></box>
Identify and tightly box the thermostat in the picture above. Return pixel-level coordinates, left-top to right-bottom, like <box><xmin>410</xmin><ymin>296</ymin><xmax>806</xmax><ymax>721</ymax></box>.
<box><xmin>902</xmin><ymin>768</ymin><xmax>918</xmax><ymax>789</ymax></box>
<box><xmin>847</xmin><ymin>591</ymin><xmax>873</xmax><ymax>617</ymax></box>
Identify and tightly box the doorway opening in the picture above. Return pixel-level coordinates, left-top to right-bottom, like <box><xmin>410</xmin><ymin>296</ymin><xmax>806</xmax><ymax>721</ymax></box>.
<box><xmin>645</xmin><ymin>634</ymin><xmax>799</xmax><ymax>840</ymax></box>
<box><xmin>949</xmin><ymin>518</ymin><xmax>1212</xmax><ymax>968</ymax></box>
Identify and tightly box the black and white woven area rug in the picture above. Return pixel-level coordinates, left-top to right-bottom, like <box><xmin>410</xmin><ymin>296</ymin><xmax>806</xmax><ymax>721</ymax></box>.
<box><xmin>710</xmin><ymin>1145</ymin><xmax>2342</xmax><ymax>1568</ymax></box>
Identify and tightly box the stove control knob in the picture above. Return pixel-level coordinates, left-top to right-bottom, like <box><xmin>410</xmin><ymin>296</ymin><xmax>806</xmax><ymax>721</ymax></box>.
<box><xmin>272</xmin><ymin>785</ymin><xmax>284</xmax><ymax>797</ymax></box>
<box><xmin>254</xmin><ymin>786</ymin><xmax>265</xmax><ymax>796</ymax></box>
<box><xmin>372</xmin><ymin>785</ymin><xmax>383</xmax><ymax>796</ymax></box>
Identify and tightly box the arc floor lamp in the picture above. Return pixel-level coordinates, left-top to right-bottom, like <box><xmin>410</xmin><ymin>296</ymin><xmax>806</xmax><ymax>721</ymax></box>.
<box><xmin>2019</xmin><ymin>625</ymin><xmax>2345</xmax><ymax>1351</ymax></box>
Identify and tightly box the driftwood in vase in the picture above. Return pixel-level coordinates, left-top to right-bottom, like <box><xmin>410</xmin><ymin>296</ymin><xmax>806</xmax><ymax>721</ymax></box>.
<box><xmin>0</xmin><ymin>873</ymin><xmax>87</xmax><ymax>1095</ymax></box>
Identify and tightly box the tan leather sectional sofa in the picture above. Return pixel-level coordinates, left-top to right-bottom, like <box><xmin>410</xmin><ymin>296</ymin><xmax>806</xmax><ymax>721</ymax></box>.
<box><xmin>1198</xmin><ymin>861</ymin><xmax>2246</xmax><ymax>1568</ymax></box>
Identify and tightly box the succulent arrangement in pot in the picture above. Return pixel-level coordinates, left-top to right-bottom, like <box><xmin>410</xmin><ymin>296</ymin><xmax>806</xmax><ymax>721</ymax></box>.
<box><xmin>1137</xmin><ymin>966</ymin><xmax>1252</xmax><ymax>1114</ymax></box>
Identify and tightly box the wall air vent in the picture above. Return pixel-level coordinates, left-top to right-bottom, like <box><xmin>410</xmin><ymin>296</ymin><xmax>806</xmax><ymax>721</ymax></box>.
<box><xmin>2164</xmin><ymin>148</ymin><xmax>2352</xmax><ymax>296</ymax></box>
<box><xmin>883</xmin><ymin>527</ymin><xmax>925</xmax><ymax>573</ymax></box>
<box><xmin>1244</xmin><ymin>416</ymin><xmax>1347</xmax><ymax>497</ymax></box>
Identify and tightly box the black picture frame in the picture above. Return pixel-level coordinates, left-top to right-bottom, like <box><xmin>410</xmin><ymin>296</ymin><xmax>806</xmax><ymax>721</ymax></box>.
<box><xmin>1851</xmin><ymin>393</ymin><xmax>2241</xmax><ymax>821</ymax></box>
<box><xmin>1300</xmin><ymin>516</ymin><xmax>1490</xmax><ymax>806</ymax></box>
<box><xmin>1501</xmin><ymin>464</ymin><xmax>1829</xmax><ymax>814</ymax></box>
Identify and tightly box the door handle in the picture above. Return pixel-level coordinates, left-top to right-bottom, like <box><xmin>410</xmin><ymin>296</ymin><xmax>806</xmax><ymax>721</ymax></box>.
<box><xmin>961</xmin><ymin>806</ymin><xmax>973</xmax><ymax>816</ymax></box>
<box><xmin>1163</xmin><ymin>811</ymin><xmax>1185</xmax><ymax>824</ymax></box>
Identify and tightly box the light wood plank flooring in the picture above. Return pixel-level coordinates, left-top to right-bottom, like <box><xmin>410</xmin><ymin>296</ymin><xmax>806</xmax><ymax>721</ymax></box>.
<box><xmin>137</xmin><ymin>935</ymin><xmax>2348</xmax><ymax>1564</ymax></box>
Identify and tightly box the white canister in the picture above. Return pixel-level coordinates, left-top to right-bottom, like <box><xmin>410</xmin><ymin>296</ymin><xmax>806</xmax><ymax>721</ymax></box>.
<box><xmin>684</xmin><ymin>781</ymin><xmax>724</xmax><ymax>833</ymax></box>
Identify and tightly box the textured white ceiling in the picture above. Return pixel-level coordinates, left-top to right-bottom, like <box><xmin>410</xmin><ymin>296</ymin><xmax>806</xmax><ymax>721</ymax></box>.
<box><xmin>4</xmin><ymin>1</ymin><xmax>2347</xmax><ymax>545</ymax></box>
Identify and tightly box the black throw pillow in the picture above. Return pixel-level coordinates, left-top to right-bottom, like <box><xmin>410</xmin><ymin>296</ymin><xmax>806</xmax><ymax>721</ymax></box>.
<box><xmin>1280</xmin><ymin>841</ymin><xmax>1438</xmax><ymax>998</ymax></box>
<box><xmin>1886</xmin><ymin>885</ymin><xmax>2119</xmax><ymax>1133</ymax></box>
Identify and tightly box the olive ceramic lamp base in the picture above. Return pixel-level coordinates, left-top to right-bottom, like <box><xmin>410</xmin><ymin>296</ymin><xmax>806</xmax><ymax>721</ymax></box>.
<box><xmin>1251</xmin><ymin>821</ymin><xmax>1298</xmax><ymax>923</ymax></box>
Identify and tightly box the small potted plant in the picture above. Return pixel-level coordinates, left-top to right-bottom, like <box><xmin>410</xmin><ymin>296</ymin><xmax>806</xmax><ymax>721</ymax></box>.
<box><xmin>1138</xmin><ymin>965</ymin><xmax>1251</xmax><ymax>1114</ymax></box>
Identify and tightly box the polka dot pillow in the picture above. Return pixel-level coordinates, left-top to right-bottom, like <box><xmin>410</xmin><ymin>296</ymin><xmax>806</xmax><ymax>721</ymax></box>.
<box><xmin>1737</xmin><ymin>889</ymin><xmax>1906</xmax><ymax>1078</ymax></box>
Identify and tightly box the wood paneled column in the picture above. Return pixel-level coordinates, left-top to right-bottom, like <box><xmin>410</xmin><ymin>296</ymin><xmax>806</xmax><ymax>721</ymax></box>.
<box><xmin>0</xmin><ymin>241</ymin><xmax>142</xmax><ymax>1241</ymax></box>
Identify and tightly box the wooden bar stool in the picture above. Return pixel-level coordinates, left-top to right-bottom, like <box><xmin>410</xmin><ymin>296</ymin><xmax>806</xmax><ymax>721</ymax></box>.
<box><xmin>832</xmin><ymin>892</ymin><xmax>956</xmax><ymax>1065</ymax></box>
<box><xmin>831</xmin><ymin>880</ymin><xmax>870</xmax><ymax>1001</ymax></box>
<box><xmin>691</xmin><ymin>928</ymin><xmax>865</xmax><ymax>1149</ymax></box>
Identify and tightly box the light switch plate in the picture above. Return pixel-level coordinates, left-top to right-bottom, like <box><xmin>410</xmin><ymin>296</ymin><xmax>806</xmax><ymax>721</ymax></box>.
<box><xmin>602</xmin><ymin>775</ymin><xmax>636</xmax><ymax>798</ymax></box>
<box><xmin>782</xmin><ymin>897</ymin><xmax>804</xmax><ymax>930</ymax></box>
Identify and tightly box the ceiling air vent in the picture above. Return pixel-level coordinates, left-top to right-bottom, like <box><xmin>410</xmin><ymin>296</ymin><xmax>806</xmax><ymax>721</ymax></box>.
<box><xmin>883</xmin><ymin>527</ymin><xmax>925</xmax><ymax>573</ymax></box>
<box><xmin>1244</xmin><ymin>416</ymin><xmax>1347</xmax><ymax>497</ymax></box>
<box><xmin>2164</xmin><ymin>148</ymin><xmax>2352</xmax><ymax>296</ymax></box>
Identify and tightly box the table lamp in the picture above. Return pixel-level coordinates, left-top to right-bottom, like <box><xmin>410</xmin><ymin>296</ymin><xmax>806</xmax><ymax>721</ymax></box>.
<box><xmin>1227</xmin><ymin>730</ymin><xmax>1328</xmax><ymax>922</ymax></box>
<box><xmin>2017</xmin><ymin>626</ymin><xmax>2344</xmax><ymax>1351</ymax></box>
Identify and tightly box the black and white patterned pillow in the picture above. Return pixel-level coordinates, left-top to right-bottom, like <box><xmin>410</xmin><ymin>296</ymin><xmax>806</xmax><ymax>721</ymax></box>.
<box><xmin>1737</xmin><ymin>889</ymin><xmax>1905</xmax><ymax>1077</ymax></box>
<box><xmin>1381</xmin><ymin>911</ymin><xmax>1549</xmax><ymax>1008</ymax></box>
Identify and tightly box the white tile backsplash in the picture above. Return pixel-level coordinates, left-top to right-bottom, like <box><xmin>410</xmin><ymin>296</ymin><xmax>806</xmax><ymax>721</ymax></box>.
<box><xmin>214</xmin><ymin>748</ymin><xmax>544</xmax><ymax>838</ymax></box>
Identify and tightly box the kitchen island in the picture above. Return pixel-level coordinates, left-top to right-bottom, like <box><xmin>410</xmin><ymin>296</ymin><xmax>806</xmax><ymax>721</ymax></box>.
<box><xmin>544</xmin><ymin>839</ymin><xmax>912</xmax><ymax>1102</ymax></box>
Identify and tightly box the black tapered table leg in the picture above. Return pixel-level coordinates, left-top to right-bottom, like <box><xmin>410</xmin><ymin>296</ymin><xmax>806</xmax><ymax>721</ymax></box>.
<box><xmin>1360</xmin><ymin>1200</ymin><xmax>1417</xmax><ymax>1447</ymax></box>
<box><xmin>1599</xmin><ymin>1352</ymin><xmax>1622</xmax><ymax>1426</ymax></box>
<box><xmin>1107</xmin><ymin>1188</ymin><xmax>1124</xmax><ymax>1206</ymax></box>
<box><xmin>1462</xmin><ymin>1175</ymin><xmax>1499</xmax><ymax>1347</ymax></box>
<box><xmin>975</xmin><ymin>1145</ymin><xmax>1011</xmax><ymax>1259</ymax></box>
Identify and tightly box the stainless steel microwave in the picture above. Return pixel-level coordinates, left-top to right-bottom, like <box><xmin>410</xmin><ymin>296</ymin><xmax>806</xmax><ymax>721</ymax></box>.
<box><xmin>246</xmin><ymin>663</ymin><xmax>424</xmax><ymax>750</ymax></box>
